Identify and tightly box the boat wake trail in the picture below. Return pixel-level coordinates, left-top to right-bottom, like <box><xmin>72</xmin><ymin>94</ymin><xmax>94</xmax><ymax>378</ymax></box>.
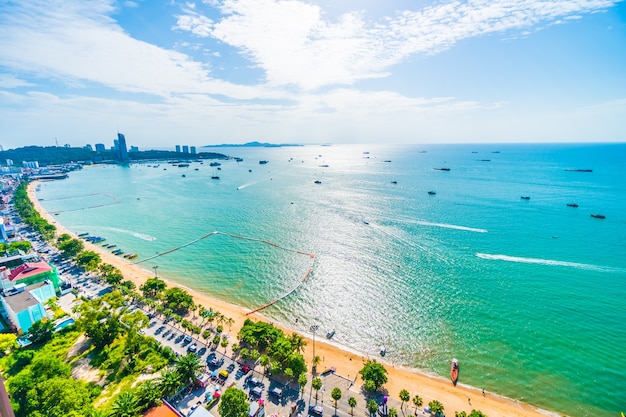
<box><xmin>475</xmin><ymin>253</ymin><xmax>620</xmax><ymax>272</ymax></box>
<box><xmin>101</xmin><ymin>227</ymin><xmax>157</xmax><ymax>241</ymax></box>
<box><xmin>415</xmin><ymin>221</ymin><xmax>487</xmax><ymax>233</ymax></box>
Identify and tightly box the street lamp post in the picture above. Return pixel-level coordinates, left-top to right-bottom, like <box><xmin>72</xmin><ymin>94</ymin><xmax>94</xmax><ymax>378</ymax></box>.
<box><xmin>310</xmin><ymin>324</ymin><xmax>319</xmax><ymax>374</ymax></box>
<box><xmin>152</xmin><ymin>265</ymin><xmax>158</xmax><ymax>278</ymax></box>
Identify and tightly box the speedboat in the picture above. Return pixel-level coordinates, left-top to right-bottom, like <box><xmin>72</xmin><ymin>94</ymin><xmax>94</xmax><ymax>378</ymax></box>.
<box><xmin>326</xmin><ymin>329</ymin><xmax>335</xmax><ymax>339</ymax></box>
<box><xmin>591</xmin><ymin>214</ymin><xmax>606</xmax><ymax>219</ymax></box>
<box><xmin>380</xmin><ymin>346</ymin><xmax>387</xmax><ymax>357</ymax></box>
<box><xmin>566</xmin><ymin>203</ymin><xmax>578</xmax><ymax>208</ymax></box>
<box><xmin>450</xmin><ymin>358</ymin><xmax>459</xmax><ymax>385</ymax></box>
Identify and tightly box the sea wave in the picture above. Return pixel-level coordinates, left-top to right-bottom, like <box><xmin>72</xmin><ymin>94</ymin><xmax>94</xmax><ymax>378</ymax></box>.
<box><xmin>475</xmin><ymin>253</ymin><xmax>620</xmax><ymax>272</ymax></box>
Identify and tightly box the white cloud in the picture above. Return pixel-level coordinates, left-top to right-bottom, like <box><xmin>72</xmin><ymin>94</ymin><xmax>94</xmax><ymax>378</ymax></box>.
<box><xmin>174</xmin><ymin>0</ymin><xmax>619</xmax><ymax>90</ymax></box>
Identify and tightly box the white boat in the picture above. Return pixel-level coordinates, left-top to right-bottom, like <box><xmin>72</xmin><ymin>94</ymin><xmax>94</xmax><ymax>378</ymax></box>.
<box><xmin>380</xmin><ymin>346</ymin><xmax>387</xmax><ymax>357</ymax></box>
<box><xmin>326</xmin><ymin>329</ymin><xmax>335</xmax><ymax>339</ymax></box>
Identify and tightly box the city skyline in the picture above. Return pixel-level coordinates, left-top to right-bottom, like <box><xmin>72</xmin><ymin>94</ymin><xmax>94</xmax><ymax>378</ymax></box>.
<box><xmin>1</xmin><ymin>0</ymin><xmax>625</xmax><ymax>149</ymax></box>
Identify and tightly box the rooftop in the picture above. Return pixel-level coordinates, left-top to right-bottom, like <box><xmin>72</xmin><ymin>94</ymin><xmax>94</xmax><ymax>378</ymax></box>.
<box><xmin>2</xmin><ymin>281</ymin><xmax>51</xmax><ymax>312</ymax></box>
<box><xmin>143</xmin><ymin>401</ymin><xmax>182</xmax><ymax>417</ymax></box>
<box><xmin>7</xmin><ymin>261</ymin><xmax>53</xmax><ymax>282</ymax></box>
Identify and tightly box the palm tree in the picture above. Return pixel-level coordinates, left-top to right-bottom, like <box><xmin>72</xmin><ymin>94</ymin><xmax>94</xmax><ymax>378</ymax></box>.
<box><xmin>110</xmin><ymin>392</ymin><xmax>139</xmax><ymax>417</ymax></box>
<box><xmin>136</xmin><ymin>379</ymin><xmax>163</xmax><ymax>411</ymax></box>
<box><xmin>311</xmin><ymin>377</ymin><xmax>323</xmax><ymax>401</ymax></box>
<box><xmin>399</xmin><ymin>389</ymin><xmax>410</xmax><ymax>412</ymax></box>
<box><xmin>367</xmin><ymin>399</ymin><xmax>379</xmax><ymax>417</ymax></box>
<box><xmin>298</xmin><ymin>374</ymin><xmax>308</xmax><ymax>398</ymax></box>
<box><xmin>175</xmin><ymin>353</ymin><xmax>202</xmax><ymax>387</ymax></box>
<box><xmin>331</xmin><ymin>387</ymin><xmax>342</xmax><ymax>414</ymax></box>
<box><xmin>348</xmin><ymin>397</ymin><xmax>357</xmax><ymax>415</ymax></box>
<box><xmin>158</xmin><ymin>367</ymin><xmax>182</xmax><ymax>400</ymax></box>
<box><xmin>412</xmin><ymin>395</ymin><xmax>423</xmax><ymax>415</ymax></box>
<box><xmin>225</xmin><ymin>317</ymin><xmax>235</xmax><ymax>332</ymax></box>
<box><xmin>289</xmin><ymin>333</ymin><xmax>307</xmax><ymax>354</ymax></box>
<box><xmin>388</xmin><ymin>408</ymin><xmax>398</xmax><ymax>417</ymax></box>
<box><xmin>428</xmin><ymin>400</ymin><xmax>444</xmax><ymax>417</ymax></box>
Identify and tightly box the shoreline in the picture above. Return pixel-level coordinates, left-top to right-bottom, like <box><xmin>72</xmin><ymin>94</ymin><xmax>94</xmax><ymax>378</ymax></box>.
<box><xmin>28</xmin><ymin>181</ymin><xmax>556</xmax><ymax>417</ymax></box>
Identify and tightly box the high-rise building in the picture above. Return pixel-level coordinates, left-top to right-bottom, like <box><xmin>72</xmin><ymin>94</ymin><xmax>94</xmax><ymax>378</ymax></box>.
<box><xmin>129</xmin><ymin>146</ymin><xmax>139</xmax><ymax>153</ymax></box>
<box><xmin>175</xmin><ymin>145</ymin><xmax>181</xmax><ymax>153</ymax></box>
<box><xmin>190</xmin><ymin>146</ymin><xmax>197</xmax><ymax>154</ymax></box>
<box><xmin>116</xmin><ymin>133</ymin><xmax>129</xmax><ymax>161</ymax></box>
<box><xmin>95</xmin><ymin>143</ymin><xmax>105</xmax><ymax>152</ymax></box>
<box><xmin>182</xmin><ymin>145</ymin><xmax>189</xmax><ymax>154</ymax></box>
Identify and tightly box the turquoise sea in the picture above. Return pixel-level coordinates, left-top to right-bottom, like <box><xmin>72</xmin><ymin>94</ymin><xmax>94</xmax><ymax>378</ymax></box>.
<box><xmin>36</xmin><ymin>143</ymin><xmax>626</xmax><ymax>416</ymax></box>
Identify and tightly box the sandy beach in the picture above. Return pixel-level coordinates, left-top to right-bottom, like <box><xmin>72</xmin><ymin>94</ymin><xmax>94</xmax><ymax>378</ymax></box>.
<box><xmin>28</xmin><ymin>181</ymin><xmax>555</xmax><ymax>417</ymax></box>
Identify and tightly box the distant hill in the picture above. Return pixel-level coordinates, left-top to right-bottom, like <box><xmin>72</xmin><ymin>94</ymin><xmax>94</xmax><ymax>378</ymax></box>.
<box><xmin>203</xmin><ymin>141</ymin><xmax>302</xmax><ymax>148</ymax></box>
<box><xmin>0</xmin><ymin>146</ymin><xmax>229</xmax><ymax>167</ymax></box>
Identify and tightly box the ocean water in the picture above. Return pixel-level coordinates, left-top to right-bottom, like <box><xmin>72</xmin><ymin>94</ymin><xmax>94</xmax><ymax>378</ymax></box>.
<box><xmin>36</xmin><ymin>143</ymin><xmax>626</xmax><ymax>416</ymax></box>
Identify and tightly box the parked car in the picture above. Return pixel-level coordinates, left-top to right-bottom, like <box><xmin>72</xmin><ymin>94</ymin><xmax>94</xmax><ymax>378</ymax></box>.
<box><xmin>309</xmin><ymin>406</ymin><xmax>323</xmax><ymax>417</ymax></box>
<box><xmin>188</xmin><ymin>343</ymin><xmax>198</xmax><ymax>353</ymax></box>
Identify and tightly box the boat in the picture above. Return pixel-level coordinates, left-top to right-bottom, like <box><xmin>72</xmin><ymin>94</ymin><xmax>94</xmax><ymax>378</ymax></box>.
<box><xmin>565</xmin><ymin>169</ymin><xmax>593</xmax><ymax>172</ymax></box>
<box><xmin>326</xmin><ymin>329</ymin><xmax>335</xmax><ymax>339</ymax></box>
<box><xmin>78</xmin><ymin>232</ymin><xmax>89</xmax><ymax>237</ymax></box>
<box><xmin>433</xmin><ymin>168</ymin><xmax>451</xmax><ymax>171</ymax></box>
<box><xmin>209</xmin><ymin>162</ymin><xmax>221</xmax><ymax>166</ymax></box>
<box><xmin>259</xmin><ymin>160</ymin><xmax>269</xmax><ymax>164</ymax></box>
<box><xmin>107</xmin><ymin>244</ymin><xmax>117</xmax><ymax>248</ymax></box>
<box><xmin>178</xmin><ymin>163</ymin><xmax>190</xmax><ymax>167</ymax></box>
<box><xmin>112</xmin><ymin>249</ymin><xmax>123</xmax><ymax>255</ymax></box>
<box><xmin>211</xmin><ymin>175</ymin><xmax>220</xmax><ymax>180</ymax></box>
<box><xmin>391</xmin><ymin>181</ymin><xmax>397</xmax><ymax>184</ymax></box>
<box><xmin>428</xmin><ymin>191</ymin><xmax>436</xmax><ymax>195</ymax></box>
<box><xmin>566</xmin><ymin>203</ymin><xmax>579</xmax><ymax>208</ymax></box>
<box><xmin>249</xmin><ymin>169</ymin><xmax>252</xmax><ymax>172</ymax></box>
<box><xmin>124</xmin><ymin>253</ymin><xmax>138</xmax><ymax>259</ymax></box>
<box><xmin>450</xmin><ymin>358</ymin><xmax>459</xmax><ymax>385</ymax></box>
<box><xmin>591</xmin><ymin>214</ymin><xmax>606</xmax><ymax>219</ymax></box>
<box><xmin>363</xmin><ymin>221</ymin><xmax>369</xmax><ymax>225</ymax></box>
<box><xmin>384</xmin><ymin>160</ymin><xmax>391</xmax><ymax>163</ymax></box>
<box><xmin>319</xmin><ymin>164</ymin><xmax>329</xmax><ymax>168</ymax></box>
<box><xmin>314</xmin><ymin>180</ymin><xmax>322</xmax><ymax>184</ymax></box>
<box><xmin>380</xmin><ymin>346</ymin><xmax>387</xmax><ymax>357</ymax></box>
<box><xmin>520</xmin><ymin>196</ymin><xmax>530</xmax><ymax>200</ymax></box>
<box><xmin>182</xmin><ymin>174</ymin><xmax>186</xmax><ymax>177</ymax></box>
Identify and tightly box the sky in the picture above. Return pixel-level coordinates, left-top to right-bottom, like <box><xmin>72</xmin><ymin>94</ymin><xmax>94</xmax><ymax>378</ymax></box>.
<box><xmin>1</xmin><ymin>0</ymin><xmax>625</xmax><ymax>150</ymax></box>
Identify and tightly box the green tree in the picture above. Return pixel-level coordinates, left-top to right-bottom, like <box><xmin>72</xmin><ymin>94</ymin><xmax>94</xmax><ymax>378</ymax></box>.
<box><xmin>175</xmin><ymin>353</ymin><xmax>202</xmax><ymax>387</ymax></box>
<box><xmin>311</xmin><ymin>377</ymin><xmax>323</xmax><ymax>400</ymax></box>
<box><xmin>269</xmin><ymin>361</ymin><xmax>282</xmax><ymax>375</ymax></box>
<box><xmin>367</xmin><ymin>399</ymin><xmax>379</xmax><ymax>417</ymax></box>
<box><xmin>468</xmin><ymin>411</ymin><xmax>488</xmax><ymax>417</ymax></box>
<box><xmin>284</xmin><ymin>367</ymin><xmax>294</xmax><ymax>380</ymax></box>
<box><xmin>140</xmin><ymin>277</ymin><xmax>166</xmax><ymax>299</ymax></box>
<box><xmin>412</xmin><ymin>395</ymin><xmax>423</xmax><ymax>415</ymax></box>
<box><xmin>389</xmin><ymin>408</ymin><xmax>398</xmax><ymax>417</ymax></box>
<box><xmin>110</xmin><ymin>391</ymin><xmax>140</xmax><ymax>417</ymax></box>
<box><xmin>162</xmin><ymin>287</ymin><xmax>194</xmax><ymax>314</ymax></box>
<box><xmin>298</xmin><ymin>374</ymin><xmax>308</xmax><ymax>397</ymax></box>
<box><xmin>348</xmin><ymin>397</ymin><xmax>357</xmax><ymax>415</ymax></box>
<box><xmin>58</xmin><ymin>238</ymin><xmax>84</xmax><ymax>257</ymax></box>
<box><xmin>75</xmin><ymin>250</ymin><xmax>101</xmax><ymax>271</ymax></box>
<box><xmin>399</xmin><ymin>389</ymin><xmax>410</xmax><ymax>411</ymax></box>
<box><xmin>221</xmin><ymin>336</ymin><xmax>229</xmax><ymax>352</ymax></box>
<box><xmin>363</xmin><ymin>380</ymin><xmax>376</xmax><ymax>393</ymax></box>
<box><xmin>331</xmin><ymin>387</ymin><xmax>342</xmax><ymax>414</ymax></box>
<box><xmin>359</xmin><ymin>360</ymin><xmax>388</xmax><ymax>392</ymax></box>
<box><xmin>0</xmin><ymin>333</ymin><xmax>18</xmax><ymax>354</ymax></box>
<box><xmin>455</xmin><ymin>412</ymin><xmax>467</xmax><ymax>417</ymax></box>
<box><xmin>136</xmin><ymin>380</ymin><xmax>163</xmax><ymax>412</ymax></box>
<box><xmin>428</xmin><ymin>400</ymin><xmax>444</xmax><ymax>417</ymax></box>
<box><xmin>29</xmin><ymin>319</ymin><xmax>55</xmax><ymax>344</ymax></box>
<box><xmin>24</xmin><ymin>377</ymin><xmax>97</xmax><ymax>417</ymax></box>
<box><xmin>218</xmin><ymin>387</ymin><xmax>249</xmax><ymax>417</ymax></box>
<box><xmin>289</xmin><ymin>332</ymin><xmax>307</xmax><ymax>354</ymax></box>
<box><xmin>158</xmin><ymin>367</ymin><xmax>181</xmax><ymax>399</ymax></box>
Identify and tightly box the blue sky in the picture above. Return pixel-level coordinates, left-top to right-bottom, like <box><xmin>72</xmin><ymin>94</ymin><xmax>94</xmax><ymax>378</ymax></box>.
<box><xmin>1</xmin><ymin>0</ymin><xmax>625</xmax><ymax>150</ymax></box>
